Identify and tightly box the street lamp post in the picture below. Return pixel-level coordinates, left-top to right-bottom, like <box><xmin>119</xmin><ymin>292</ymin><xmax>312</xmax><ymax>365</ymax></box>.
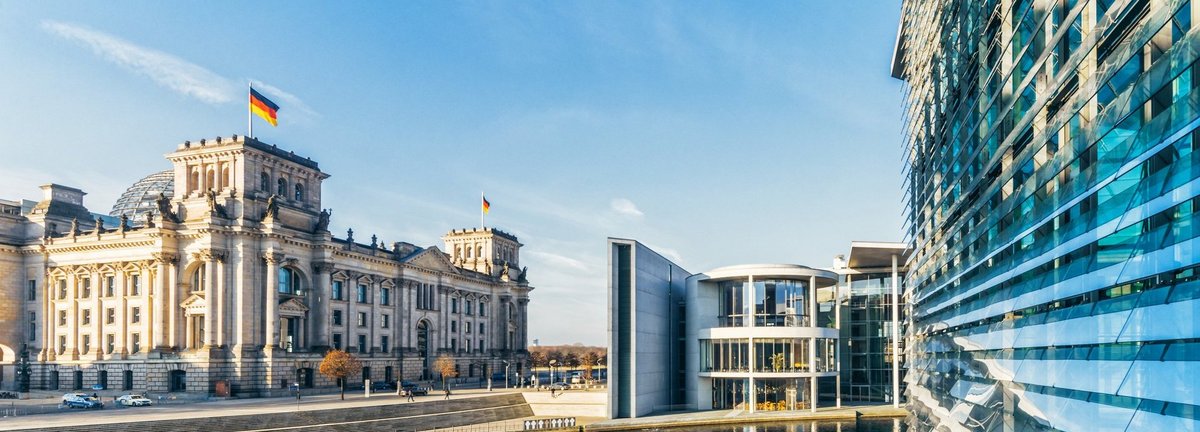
<box><xmin>503</xmin><ymin>360</ymin><xmax>511</xmax><ymax>389</ymax></box>
<box><xmin>549</xmin><ymin>359</ymin><xmax>557</xmax><ymax>387</ymax></box>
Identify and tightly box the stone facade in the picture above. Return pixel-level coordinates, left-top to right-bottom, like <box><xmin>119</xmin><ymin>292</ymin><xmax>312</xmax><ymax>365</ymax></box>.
<box><xmin>0</xmin><ymin>135</ymin><xmax>532</xmax><ymax>396</ymax></box>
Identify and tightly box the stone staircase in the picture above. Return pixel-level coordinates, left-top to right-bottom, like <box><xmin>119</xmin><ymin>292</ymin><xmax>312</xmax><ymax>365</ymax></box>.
<box><xmin>13</xmin><ymin>393</ymin><xmax>533</xmax><ymax>432</ymax></box>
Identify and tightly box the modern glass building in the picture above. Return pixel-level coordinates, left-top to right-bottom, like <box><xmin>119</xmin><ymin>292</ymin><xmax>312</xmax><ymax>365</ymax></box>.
<box><xmin>895</xmin><ymin>0</ymin><xmax>1200</xmax><ymax>430</ymax></box>
<box><xmin>832</xmin><ymin>242</ymin><xmax>911</xmax><ymax>406</ymax></box>
<box><xmin>685</xmin><ymin>264</ymin><xmax>840</xmax><ymax>413</ymax></box>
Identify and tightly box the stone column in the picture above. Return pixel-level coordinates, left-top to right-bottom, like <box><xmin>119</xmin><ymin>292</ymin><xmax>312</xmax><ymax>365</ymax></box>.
<box><xmin>263</xmin><ymin>252</ymin><xmax>283</xmax><ymax>353</ymax></box>
<box><xmin>195</xmin><ymin>250</ymin><xmax>222</xmax><ymax>348</ymax></box>
<box><xmin>117</xmin><ymin>270</ymin><xmax>128</xmax><ymax>357</ymax></box>
<box><xmin>809</xmin><ymin>275</ymin><xmax>817</xmax><ymax>413</ymax></box>
<box><xmin>91</xmin><ymin>266</ymin><xmax>103</xmax><ymax>360</ymax></box>
<box><xmin>65</xmin><ymin>271</ymin><xmax>78</xmax><ymax>359</ymax></box>
<box><xmin>311</xmin><ymin>263</ymin><xmax>334</xmax><ymax>349</ymax></box>
<box><xmin>891</xmin><ymin>254</ymin><xmax>900</xmax><ymax>408</ymax></box>
<box><xmin>166</xmin><ymin>256</ymin><xmax>179</xmax><ymax>349</ymax></box>
<box><xmin>517</xmin><ymin>298</ymin><xmax>529</xmax><ymax>350</ymax></box>
<box><xmin>149</xmin><ymin>256</ymin><xmax>167</xmax><ymax>351</ymax></box>
<box><xmin>42</xmin><ymin>267</ymin><xmax>53</xmax><ymax>361</ymax></box>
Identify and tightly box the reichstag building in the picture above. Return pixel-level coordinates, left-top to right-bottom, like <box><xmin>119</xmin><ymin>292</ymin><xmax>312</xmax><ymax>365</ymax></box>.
<box><xmin>0</xmin><ymin>135</ymin><xmax>533</xmax><ymax>396</ymax></box>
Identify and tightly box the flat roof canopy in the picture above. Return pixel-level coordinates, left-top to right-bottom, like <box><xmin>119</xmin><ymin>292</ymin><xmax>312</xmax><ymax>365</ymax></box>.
<box><xmin>847</xmin><ymin>241</ymin><xmax>912</xmax><ymax>269</ymax></box>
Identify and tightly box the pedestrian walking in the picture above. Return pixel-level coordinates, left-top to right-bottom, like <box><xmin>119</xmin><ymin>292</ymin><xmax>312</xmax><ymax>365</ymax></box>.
<box><xmin>444</xmin><ymin>387</ymin><xmax>451</xmax><ymax>400</ymax></box>
<box><xmin>551</xmin><ymin>388</ymin><xmax>556</xmax><ymax>398</ymax></box>
<box><xmin>407</xmin><ymin>389</ymin><xmax>415</xmax><ymax>402</ymax></box>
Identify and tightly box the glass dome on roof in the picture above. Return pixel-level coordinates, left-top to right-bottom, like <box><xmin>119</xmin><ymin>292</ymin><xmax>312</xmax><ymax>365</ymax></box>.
<box><xmin>110</xmin><ymin>170</ymin><xmax>174</xmax><ymax>221</ymax></box>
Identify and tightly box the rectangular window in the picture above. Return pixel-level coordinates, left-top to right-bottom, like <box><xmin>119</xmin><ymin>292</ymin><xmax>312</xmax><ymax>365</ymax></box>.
<box><xmin>131</xmin><ymin>307</ymin><xmax>141</xmax><ymax>323</ymax></box>
<box><xmin>58</xmin><ymin>280</ymin><xmax>66</xmax><ymax>299</ymax></box>
<box><xmin>81</xmin><ymin>278</ymin><xmax>91</xmax><ymax>298</ymax></box>
<box><xmin>27</xmin><ymin>280</ymin><xmax>36</xmax><ymax>301</ymax></box>
<box><xmin>332</xmin><ymin>281</ymin><xmax>343</xmax><ymax>300</ymax></box>
<box><xmin>131</xmin><ymin>334</ymin><xmax>141</xmax><ymax>354</ymax></box>
<box><xmin>333</xmin><ymin>310</ymin><xmax>343</xmax><ymax>326</ymax></box>
<box><xmin>466</xmin><ymin>322</ymin><xmax>472</xmax><ymax>334</ymax></box>
<box><xmin>382</xmin><ymin>314</ymin><xmax>390</xmax><ymax>329</ymax></box>
<box><xmin>28</xmin><ymin>312</ymin><xmax>35</xmax><ymax>341</ymax></box>
<box><xmin>332</xmin><ymin>333</ymin><xmax>343</xmax><ymax>350</ymax></box>
<box><xmin>105</xmin><ymin>308</ymin><xmax>115</xmax><ymax>324</ymax></box>
<box><xmin>58</xmin><ymin>310</ymin><xmax>66</xmax><ymax>326</ymax></box>
<box><xmin>358</xmin><ymin>335</ymin><xmax>367</xmax><ymax>353</ymax></box>
<box><xmin>381</xmin><ymin>336</ymin><xmax>389</xmax><ymax>353</ymax></box>
<box><xmin>479</xmin><ymin>323</ymin><xmax>485</xmax><ymax>334</ymax></box>
<box><xmin>357</xmin><ymin>284</ymin><xmax>367</xmax><ymax>303</ymax></box>
<box><xmin>451</xmin><ymin>321</ymin><xmax>457</xmax><ymax>333</ymax></box>
<box><xmin>381</xmin><ymin>288</ymin><xmax>390</xmax><ymax>306</ymax></box>
<box><xmin>450</xmin><ymin>338</ymin><xmax>457</xmax><ymax>351</ymax></box>
<box><xmin>58</xmin><ymin>336</ymin><xmax>66</xmax><ymax>354</ymax></box>
<box><xmin>82</xmin><ymin>309</ymin><xmax>91</xmax><ymax>325</ymax></box>
<box><xmin>130</xmin><ymin>274</ymin><xmax>140</xmax><ymax>296</ymax></box>
<box><xmin>466</xmin><ymin>300</ymin><xmax>473</xmax><ymax>315</ymax></box>
<box><xmin>480</xmin><ymin>339</ymin><xmax>485</xmax><ymax>351</ymax></box>
<box><xmin>105</xmin><ymin>334</ymin><xmax>114</xmax><ymax>354</ymax></box>
<box><xmin>105</xmin><ymin>276</ymin><xmax>115</xmax><ymax>297</ymax></box>
<box><xmin>480</xmin><ymin>303</ymin><xmax>486</xmax><ymax>317</ymax></box>
<box><xmin>358</xmin><ymin>312</ymin><xmax>367</xmax><ymax>327</ymax></box>
<box><xmin>466</xmin><ymin>339</ymin><xmax>472</xmax><ymax>351</ymax></box>
<box><xmin>82</xmin><ymin>335</ymin><xmax>91</xmax><ymax>353</ymax></box>
<box><xmin>451</xmin><ymin>298</ymin><xmax>458</xmax><ymax>313</ymax></box>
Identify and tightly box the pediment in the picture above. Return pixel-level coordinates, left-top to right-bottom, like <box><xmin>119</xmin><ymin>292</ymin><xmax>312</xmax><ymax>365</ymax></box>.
<box><xmin>180</xmin><ymin>294</ymin><xmax>207</xmax><ymax>310</ymax></box>
<box><xmin>279</xmin><ymin>297</ymin><xmax>309</xmax><ymax>313</ymax></box>
<box><xmin>403</xmin><ymin>246</ymin><xmax>459</xmax><ymax>274</ymax></box>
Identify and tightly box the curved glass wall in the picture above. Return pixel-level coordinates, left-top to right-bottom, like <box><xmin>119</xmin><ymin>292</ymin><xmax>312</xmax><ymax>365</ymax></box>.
<box><xmin>717</xmin><ymin>281</ymin><xmax>750</xmax><ymax>327</ymax></box>
<box><xmin>754</xmin><ymin>279</ymin><xmax>809</xmax><ymax>327</ymax></box>
<box><xmin>718</xmin><ymin>278</ymin><xmax>811</xmax><ymax>327</ymax></box>
<box><xmin>701</xmin><ymin>338</ymin><xmax>836</xmax><ymax>373</ymax></box>
<box><xmin>711</xmin><ymin>378</ymin><xmax>813</xmax><ymax>411</ymax></box>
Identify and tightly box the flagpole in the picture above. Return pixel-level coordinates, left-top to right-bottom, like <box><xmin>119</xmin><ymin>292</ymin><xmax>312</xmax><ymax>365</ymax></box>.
<box><xmin>247</xmin><ymin>81</ymin><xmax>253</xmax><ymax>139</ymax></box>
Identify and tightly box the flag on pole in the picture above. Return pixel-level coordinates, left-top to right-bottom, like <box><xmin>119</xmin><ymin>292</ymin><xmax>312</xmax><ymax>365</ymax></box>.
<box><xmin>482</xmin><ymin>195</ymin><xmax>491</xmax><ymax>214</ymax></box>
<box><xmin>249</xmin><ymin>87</ymin><xmax>280</xmax><ymax>127</ymax></box>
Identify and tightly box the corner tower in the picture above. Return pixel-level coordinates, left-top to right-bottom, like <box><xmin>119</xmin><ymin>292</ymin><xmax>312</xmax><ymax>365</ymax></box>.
<box><xmin>443</xmin><ymin>227</ymin><xmax>522</xmax><ymax>277</ymax></box>
<box><xmin>164</xmin><ymin>135</ymin><xmax>329</xmax><ymax>227</ymax></box>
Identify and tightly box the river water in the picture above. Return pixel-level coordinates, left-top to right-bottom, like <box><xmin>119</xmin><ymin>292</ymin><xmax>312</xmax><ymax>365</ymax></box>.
<box><xmin>632</xmin><ymin>418</ymin><xmax>908</xmax><ymax>432</ymax></box>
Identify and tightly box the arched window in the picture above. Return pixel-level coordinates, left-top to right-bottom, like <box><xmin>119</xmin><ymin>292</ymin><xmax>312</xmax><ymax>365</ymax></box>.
<box><xmin>477</xmin><ymin>246</ymin><xmax>483</xmax><ymax>258</ymax></box>
<box><xmin>221</xmin><ymin>165</ymin><xmax>230</xmax><ymax>189</ymax></box>
<box><xmin>189</xmin><ymin>168</ymin><xmax>201</xmax><ymax>193</ymax></box>
<box><xmin>191</xmin><ymin>263</ymin><xmax>207</xmax><ymax>292</ymax></box>
<box><xmin>277</xmin><ymin>178</ymin><xmax>288</xmax><ymax>196</ymax></box>
<box><xmin>278</xmin><ymin>267</ymin><xmax>302</xmax><ymax>294</ymax></box>
<box><xmin>466</xmin><ymin>246</ymin><xmax>472</xmax><ymax>258</ymax></box>
<box><xmin>295</xmin><ymin>183</ymin><xmax>305</xmax><ymax>201</ymax></box>
<box><xmin>205</xmin><ymin>168</ymin><xmax>216</xmax><ymax>191</ymax></box>
<box><xmin>417</xmin><ymin>320</ymin><xmax>429</xmax><ymax>358</ymax></box>
<box><xmin>259</xmin><ymin>172</ymin><xmax>270</xmax><ymax>191</ymax></box>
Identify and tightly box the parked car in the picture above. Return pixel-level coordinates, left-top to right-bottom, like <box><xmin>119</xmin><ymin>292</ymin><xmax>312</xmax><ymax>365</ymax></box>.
<box><xmin>62</xmin><ymin>394</ymin><xmax>104</xmax><ymax>409</ymax></box>
<box><xmin>116</xmin><ymin>395</ymin><xmax>154</xmax><ymax>406</ymax></box>
<box><xmin>548</xmin><ymin>382</ymin><xmax>571</xmax><ymax>391</ymax></box>
<box><xmin>401</xmin><ymin>381</ymin><xmax>428</xmax><ymax>396</ymax></box>
<box><xmin>371</xmin><ymin>381</ymin><xmax>397</xmax><ymax>391</ymax></box>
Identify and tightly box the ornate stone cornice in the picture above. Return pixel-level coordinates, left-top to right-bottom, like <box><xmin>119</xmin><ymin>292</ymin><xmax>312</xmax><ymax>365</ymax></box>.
<box><xmin>313</xmin><ymin>262</ymin><xmax>336</xmax><ymax>274</ymax></box>
<box><xmin>152</xmin><ymin>252</ymin><xmax>179</xmax><ymax>264</ymax></box>
<box><xmin>262</xmin><ymin>251</ymin><xmax>285</xmax><ymax>264</ymax></box>
<box><xmin>191</xmin><ymin>248</ymin><xmax>226</xmax><ymax>263</ymax></box>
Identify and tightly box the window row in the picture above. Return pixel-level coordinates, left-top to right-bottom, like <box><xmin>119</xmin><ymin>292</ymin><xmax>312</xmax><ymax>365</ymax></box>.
<box><xmin>57</xmin><ymin>307</ymin><xmax>142</xmax><ymax>326</ymax></box>
<box><xmin>258</xmin><ymin>171</ymin><xmax>308</xmax><ymax>201</ymax></box>
<box><xmin>700</xmin><ymin>338</ymin><xmax>836</xmax><ymax>373</ymax></box>
<box><xmin>51</xmin><ymin>274</ymin><xmax>143</xmax><ymax>300</ymax></box>
<box><xmin>57</xmin><ymin>333</ymin><xmax>141</xmax><ymax>355</ymax></box>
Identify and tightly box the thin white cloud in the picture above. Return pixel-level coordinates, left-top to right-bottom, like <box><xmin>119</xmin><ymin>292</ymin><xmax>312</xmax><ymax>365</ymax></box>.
<box><xmin>525</xmin><ymin>250</ymin><xmax>591</xmax><ymax>273</ymax></box>
<box><xmin>610</xmin><ymin>198</ymin><xmax>644</xmax><ymax>218</ymax></box>
<box><xmin>251</xmin><ymin>79</ymin><xmax>321</xmax><ymax>120</ymax></box>
<box><xmin>40</xmin><ymin>20</ymin><xmax>318</xmax><ymax>119</ymax></box>
<box><xmin>644</xmin><ymin>242</ymin><xmax>684</xmax><ymax>265</ymax></box>
<box><xmin>41</xmin><ymin>20</ymin><xmax>237</xmax><ymax>104</ymax></box>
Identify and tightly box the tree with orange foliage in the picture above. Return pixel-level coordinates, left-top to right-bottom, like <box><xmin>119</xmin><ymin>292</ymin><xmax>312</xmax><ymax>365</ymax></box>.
<box><xmin>318</xmin><ymin>349</ymin><xmax>362</xmax><ymax>400</ymax></box>
<box><xmin>435</xmin><ymin>354</ymin><xmax>458</xmax><ymax>390</ymax></box>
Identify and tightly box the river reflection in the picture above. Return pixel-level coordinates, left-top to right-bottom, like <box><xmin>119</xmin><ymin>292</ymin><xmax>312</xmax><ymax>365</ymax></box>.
<box><xmin>637</xmin><ymin>418</ymin><xmax>908</xmax><ymax>432</ymax></box>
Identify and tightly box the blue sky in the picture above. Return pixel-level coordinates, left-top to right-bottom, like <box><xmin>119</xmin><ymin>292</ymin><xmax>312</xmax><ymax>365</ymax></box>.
<box><xmin>0</xmin><ymin>1</ymin><xmax>903</xmax><ymax>346</ymax></box>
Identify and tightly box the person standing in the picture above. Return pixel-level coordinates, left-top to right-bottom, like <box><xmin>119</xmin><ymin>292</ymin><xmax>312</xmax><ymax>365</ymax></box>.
<box><xmin>444</xmin><ymin>387</ymin><xmax>451</xmax><ymax>400</ymax></box>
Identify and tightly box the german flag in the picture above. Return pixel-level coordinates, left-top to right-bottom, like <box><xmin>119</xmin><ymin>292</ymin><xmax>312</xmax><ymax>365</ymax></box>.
<box><xmin>482</xmin><ymin>195</ymin><xmax>491</xmax><ymax>214</ymax></box>
<box><xmin>249</xmin><ymin>88</ymin><xmax>279</xmax><ymax>126</ymax></box>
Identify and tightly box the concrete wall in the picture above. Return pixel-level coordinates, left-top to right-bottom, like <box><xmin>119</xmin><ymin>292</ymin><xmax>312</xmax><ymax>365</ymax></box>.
<box><xmin>607</xmin><ymin>238</ymin><xmax>689</xmax><ymax>419</ymax></box>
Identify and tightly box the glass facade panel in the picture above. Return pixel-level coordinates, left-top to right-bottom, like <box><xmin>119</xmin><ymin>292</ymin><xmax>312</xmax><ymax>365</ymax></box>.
<box><xmin>898</xmin><ymin>0</ymin><xmax>1200</xmax><ymax>429</ymax></box>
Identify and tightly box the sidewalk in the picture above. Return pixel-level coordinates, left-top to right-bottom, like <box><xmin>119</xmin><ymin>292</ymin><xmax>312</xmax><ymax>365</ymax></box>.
<box><xmin>0</xmin><ymin>386</ymin><xmax>526</xmax><ymax>430</ymax></box>
<box><xmin>586</xmin><ymin>403</ymin><xmax>907</xmax><ymax>431</ymax></box>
